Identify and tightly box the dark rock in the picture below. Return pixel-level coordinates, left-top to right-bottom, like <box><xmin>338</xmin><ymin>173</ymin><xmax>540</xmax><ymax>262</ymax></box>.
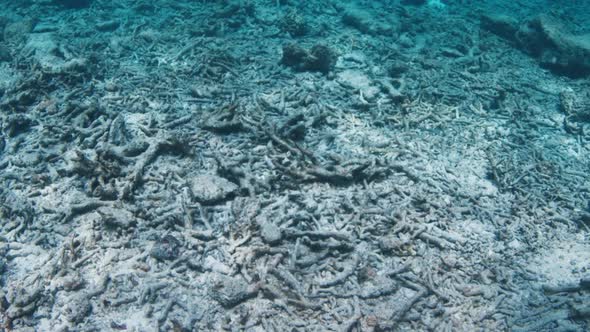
<box><xmin>308</xmin><ymin>45</ymin><xmax>336</xmax><ymax>73</ymax></box>
<box><xmin>3</xmin><ymin>115</ymin><xmax>35</xmax><ymax>138</ymax></box>
<box><xmin>342</xmin><ymin>11</ymin><xmax>371</xmax><ymax>35</ymax></box>
<box><xmin>279</xmin><ymin>113</ymin><xmax>306</xmax><ymax>141</ymax></box>
<box><xmin>0</xmin><ymin>291</ymin><xmax>7</xmax><ymax>312</ymax></box>
<box><xmin>516</xmin><ymin>15</ymin><xmax>590</xmax><ymax>77</ymax></box>
<box><xmin>150</xmin><ymin>235</ymin><xmax>181</xmax><ymax>261</ymax></box>
<box><xmin>387</xmin><ymin>60</ymin><xmax>410</xmax><ymax>78</ymax></box>
<box><xmin>0</xmin><ymin>44</ymin><xmax>10</xmax><ymax>62</ymax></box>
<box><xmin>480</xmin><ymin>14</ymin><xmax>590</xmax><ymax>78</ymax></box>
<box><xmin>281</xmin><ymin>43</ymin><xmax>308</xmax><ymax>68</ymax></box>
<box><xmin>480</xmin><ymin>14</ymin><xmax>519</xmax><ymax>42</ymax></box>
<box><xmin>279</xmin><ymin>10</ymin><xmax>307</xmax><ymax>37</ymax></box>
<box><xmin>53</xmin><ymin>0</ymin><xmax>92</xmax><ymax>9</ymax></box>
<box><xmin>281</xmin><ymin>43</ymin><xmax>336</xmax><ymax>74</ymax></box>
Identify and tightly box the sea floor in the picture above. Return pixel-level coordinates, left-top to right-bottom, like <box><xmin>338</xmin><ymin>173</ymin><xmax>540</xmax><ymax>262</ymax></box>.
<box><xmin>0</xmin><ymin>1</ymin><xmax>589</xmax><ymax>331</ymax></box>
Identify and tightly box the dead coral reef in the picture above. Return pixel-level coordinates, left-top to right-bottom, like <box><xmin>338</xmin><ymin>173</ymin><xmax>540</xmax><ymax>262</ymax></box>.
<box><xmin>0</xmin><ymin>0</ymin><xmax>589</xmax><ymax>331</ymax></box>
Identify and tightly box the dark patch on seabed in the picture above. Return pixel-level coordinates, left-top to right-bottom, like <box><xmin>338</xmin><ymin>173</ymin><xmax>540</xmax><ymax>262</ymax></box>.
<box><xmin>1</xmin><ymin>0</ymin><xmax>590</xmax><ymax>331</ymax></box>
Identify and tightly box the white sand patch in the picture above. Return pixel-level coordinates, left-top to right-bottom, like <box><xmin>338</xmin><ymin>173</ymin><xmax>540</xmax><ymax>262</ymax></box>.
<box><xmin>527</xmin><ymin>237</ymin><xmax>590</xmax><ymax>286</ymax></box>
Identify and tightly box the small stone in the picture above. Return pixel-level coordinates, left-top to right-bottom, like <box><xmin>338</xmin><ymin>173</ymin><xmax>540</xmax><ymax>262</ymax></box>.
<box><xmin>260</xmin><ymin>221</ymin><xmax>281</xmax><ymax>245</ymax></box>
<box><xmin>63</xmin><ymin>295</ymin><xmax>91</xmax><ymax>323</ymax></box>
<box><xmin>60</xmin><ymin>274</ymin><xmax>85</xmax><ymax>291</ymax></box>
<box><xmin>98</xmin><ymin>207</ymin><xmax>136</xmax><ymax>230</ymax></box>
<box><xmin>209</xmin><ymin>275</ymin><xmax>256</xmax><ymax>308</ymax></box>
<box><xmin>507</xmin><ymin>239</ymin><xmax>521</xmax><ymax>249</ymax></box>
<box><xmin>150</xmin><ymin>235</ymin><xmax>181</xmax><ymax>261</ymax></box>
<box><xmin>378</xmin><ymin>237</ymin><xmax>404</xmax><ymax>253</ymax></box>
<box><xmin>190</xmin><ymin>174</ymin><xmax>238</xmax><ymax>204</ymax></box>
<box><xmin>105</xmin><ymin>81</ymin><xmax>119</xmax><ymax>92</ymax></box>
